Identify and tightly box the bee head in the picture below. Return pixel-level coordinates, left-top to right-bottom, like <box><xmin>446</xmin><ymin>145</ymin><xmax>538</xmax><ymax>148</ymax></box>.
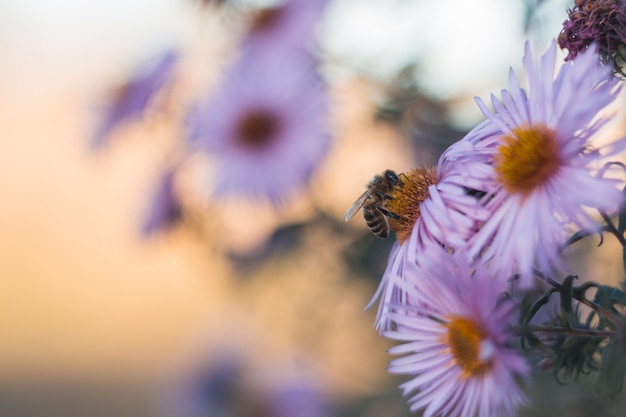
<box><xmin>384</xmin><ymin>170</ymin><xmax>401</xmax><ymax>186</ymax></box>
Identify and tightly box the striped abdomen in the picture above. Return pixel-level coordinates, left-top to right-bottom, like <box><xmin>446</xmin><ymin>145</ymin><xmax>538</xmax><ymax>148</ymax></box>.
<box><xmin>363</xmin><ymin>203</ymin><xmax>390</xmax><ymax>238</ymax></box>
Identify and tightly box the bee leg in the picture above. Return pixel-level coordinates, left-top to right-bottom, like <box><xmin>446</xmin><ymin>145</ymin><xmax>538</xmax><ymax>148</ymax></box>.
<box><xmin>398</xmin><ymin>173</ymin><xmax>408</xmax><ymax>187</ymax></box>
<box><xmin>374</xmin><ymin>191</ymin><xmax>394</xmax><ymax>200</ymax></box>
<box><xmin>377</xmin><ymin>207</ymin><xmax>401</xmax><ymax>220</ymax></box>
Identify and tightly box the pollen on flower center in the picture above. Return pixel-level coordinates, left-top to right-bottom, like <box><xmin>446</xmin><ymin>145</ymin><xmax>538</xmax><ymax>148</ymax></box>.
<box><xmin>445</xmin><ymin>316</ymin><xmax>493</xmax><ymax>378</ymax></box>
<box><xmin>386</xmin><ymin>166</ymin><xmax>437</xmax><ymax>245</ymax></box>
<box><xmin>236</xmin><ymin>109</ymin><xmax>281</xmax><ymax>149</ymax></box>
<box><xmin>494</xmin><ymin>124</ymin><xmax>561</xmax><ymax>195</ymax></box>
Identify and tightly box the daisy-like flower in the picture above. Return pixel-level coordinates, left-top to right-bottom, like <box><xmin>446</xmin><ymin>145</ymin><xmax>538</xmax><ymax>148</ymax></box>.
<box><xmin>367</xmin><ymin>145</ymin><xmax>492</xmax><ymax>331</ymax></box>
<box><xmin>558</xmin><ymin>0</ymin><xmax>626</xmax><ymax>74</ymax></box>
<box><xmin>384</xmin><ymin>249</ymin><xmax>529</xmax><ymax>417</ymax></box>
<box><xmin>92</xmin><ymin>49</ymin><xmax>178</xmax><ymax>149</ymax></box>
<box><xmin>186</xmin><ymin>48</ymin><xmax>330</xmax><ymax>202</ymax></box>
<box><xmin>454</xmin><ymin>40</ymin><xmax>626</xmax><ymax>287</ymax></box>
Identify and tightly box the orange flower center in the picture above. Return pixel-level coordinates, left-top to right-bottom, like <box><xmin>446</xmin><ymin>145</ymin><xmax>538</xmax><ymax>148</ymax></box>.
<box><xmin>494</xmin><ymin>124</ymin><xmax>561</xmax><ymax>195</ymax></box>
<box><xmin>386</xmin><ymin>167</ymin><xmax>437</xmax><ymax>244</ymax></box>
<box><xmin>445</xmin><ymin>316</ymin><xmax>493</xmax><ymax>379</ymax></box>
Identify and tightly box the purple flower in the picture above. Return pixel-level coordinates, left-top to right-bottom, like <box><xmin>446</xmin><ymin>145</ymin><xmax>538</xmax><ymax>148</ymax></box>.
<box><xmin>186</xmin><ymin>48</ymin><xmax>330</xmax><ymax>202</ymax></box>
<box><xmin>368</xmin><ymin>152</ymin><xmax>491</xmax><ymax>331</ymax></box>
<box><xmin>454</xmin><ymin>40</ymin><xmax>626</xmax><ymax>287</ymax></box>
<box><xmin>165</xmin><ymin>357</ymin><xmax>242</xmax><ymax>417</ymax></box>
<box><xmin>92</xmin><ymin>49</ymin><xmax>178</xmax><ymax>149</ymax></box>
<box><xmin>141</xmin><ymin>167</ymin><xmax>183</xmax><ymax>236</ymax></box>
<box><xmin>383</xmin><ymin>249</ymin><xmax>529</xmax><ymax>417</ymax></box>
<box><xmin>558</xmin><ymin>0</ymin><xmax>626</xmax><ymax>74</ymax></box>
<box><xmin>241</xmin><ymin>0</ymin><xmax>329</xmax><ymax>58</ymax></box>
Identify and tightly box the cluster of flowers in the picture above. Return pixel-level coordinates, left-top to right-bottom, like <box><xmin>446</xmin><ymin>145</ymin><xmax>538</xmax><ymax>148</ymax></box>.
<box><xmin>364</xmin><ymin>2</ymin><xmax>626</xmax><ymax>416</ymax></box>
<box><xmin>89</xmin><ymin>0</ymin><xmax>626</xmax><ymax>415</ymax></box>
<box><xmin>92</xmin><ymin>0</ymin><xmax>332</xmax><ymax>234</ymax></box>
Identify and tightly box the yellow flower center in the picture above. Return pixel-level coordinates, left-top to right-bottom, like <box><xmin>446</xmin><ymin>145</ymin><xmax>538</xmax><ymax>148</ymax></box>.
<box><xmin>386</xmin><ymin>167</ymin><xmax>437</xmax><ymax>245</ymax></box>
<box><xmin>445</xmin><ymin>316</ymin><xmax>493</xmax><ymax>378</ymax></box>
<box><xmin>494</xmin><ymin>124</ymin><xmax>561</xmax><ymax>195</ymax></box>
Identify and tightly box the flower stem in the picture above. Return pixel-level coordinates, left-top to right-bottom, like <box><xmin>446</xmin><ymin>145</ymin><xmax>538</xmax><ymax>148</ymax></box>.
<box><xmin>533</xmin><ymin>269</ymin><xmax>625</xmax><ymax>326</ymax></box>
<box><xmin>599</xmin><ymin>209</ymin><xmax>626</xmax><ymax>248</ymax></box>
<box><xmin>559</xmin><ymin>226</ymin><xmax>610</xmax><ymax>251</ymax></box>
<box><xmin>518</xmin><ymin>325</ymin><xmax>615</xmax><ymax>338</ymax></box>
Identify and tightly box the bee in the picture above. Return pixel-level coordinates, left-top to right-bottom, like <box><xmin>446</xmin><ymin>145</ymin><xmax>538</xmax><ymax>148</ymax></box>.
<box><xmin>344</xmin><ymin>169</ymin><xmax>403</xmax><ymax>238</ymax></box>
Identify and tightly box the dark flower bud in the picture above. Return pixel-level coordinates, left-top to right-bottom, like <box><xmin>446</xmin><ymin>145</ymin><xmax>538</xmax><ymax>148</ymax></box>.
<box><xmin>558</xmin><ymin>0</ymin><xmax>626</xmax><ymax>75</ymax></box>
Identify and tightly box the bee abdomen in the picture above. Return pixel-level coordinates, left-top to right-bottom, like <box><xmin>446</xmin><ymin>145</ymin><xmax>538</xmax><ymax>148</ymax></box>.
<box><xmin>363</xmin><ymin>208</ymin><xmax>389</xmax><ymax>238</ymax></box>
<box><xmin>369</xmin><ymin>224</ymin><xmax>388</xmax><ymax>238</ymax></box>
<box><xmin>363</xmin><ymin>209</ymin><xmax>377</xmax><ymax>221</ymax></box>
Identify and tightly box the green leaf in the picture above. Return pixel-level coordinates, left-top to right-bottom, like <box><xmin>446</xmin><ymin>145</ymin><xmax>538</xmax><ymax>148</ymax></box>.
<box><xmin>520</xmin><ymin>288</ymin><xmax>556</xmax><ymax>351</ymax></box>
<box><xmin>593</xmin><ymin>284</ymin><xmax>626</xmax><ymax>310</ymax></box>
<box><xmin>560</xmin><ymin>275</ymin><xmax>578</xmax><ymax>326</ymax></box>
<box><xmin>562</xmin><ymin>229</ymin><xmax>598</xmax><ymax>249</ymax></box>
<box><xmin>522</xmin><ymin>288</ymin><xmax>555</xmax><ymax>325</ymax></box>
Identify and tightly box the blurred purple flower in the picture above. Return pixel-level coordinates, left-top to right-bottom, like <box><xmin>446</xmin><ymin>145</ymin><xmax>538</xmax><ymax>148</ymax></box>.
<box><xmin>451</xmin><ymin>41</ymin><xmax>625</xmax><ymax>287</ymax></box>
<box><xmin>166</xmin><ymin>358</ymin><xmax>242</xmax><ymax>417</ymax></box>
<box><xmin>186</xmin><ymin>48</ymin><xmax>330</xmax><ymax>202</ymax></box>
<box><xmin>241</xmin><ymin>0</ymin><xmax>329</xmax><ymax>58</ymax></box>
<box><xmin>92</xmin><ymin>49</ymin><xmax>178</xmax><ymax>149</ymax></box>
<box><xmin>165</xmin><ymin>355</ymin><xmax>332</xmax><ymax>417</ymax></box>
<box><xmin>384</xmin><ymin>249</ymin><xmax>529</xmax><ymax>417</ymax></box>
<box><xmin>141</xmin><ymin>167</ymin><xmax>183</xmax><ymax>236</ymax></box>
<box><xmin>266</xmin><ymin>383</ymin><xmax>331</xmax><ymax>417</ymax></box>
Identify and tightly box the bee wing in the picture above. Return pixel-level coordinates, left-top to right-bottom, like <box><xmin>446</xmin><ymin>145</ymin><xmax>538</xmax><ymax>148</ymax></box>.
<box><xmin>344</xmin><ymin>189</ymin><xmax>373</xmax><ymax>222</ymax></box>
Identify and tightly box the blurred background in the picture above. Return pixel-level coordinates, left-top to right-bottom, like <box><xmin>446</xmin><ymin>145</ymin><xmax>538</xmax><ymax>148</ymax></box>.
<box><xmin>1</xmin><ymin>0</ymin><xmax>625</xmax><ymax>416</ymax></box>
